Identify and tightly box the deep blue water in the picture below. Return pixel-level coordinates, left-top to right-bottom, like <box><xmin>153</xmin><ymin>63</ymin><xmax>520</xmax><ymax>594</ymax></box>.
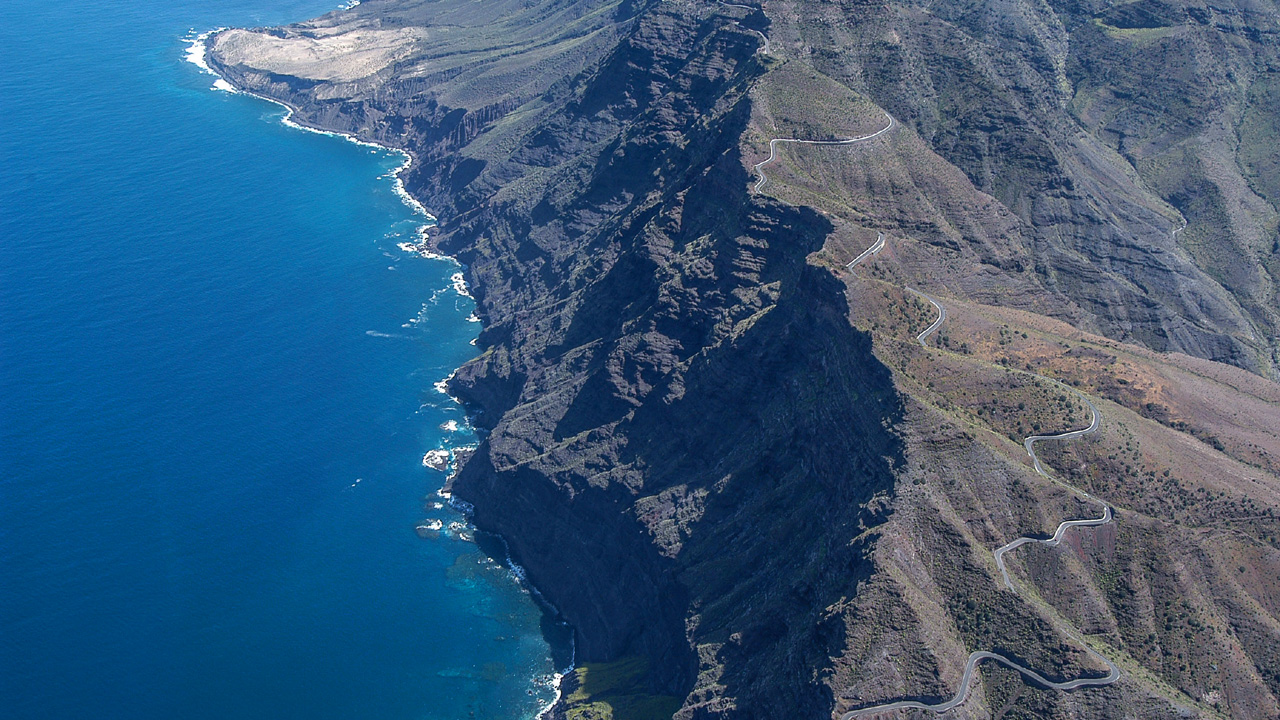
<box><xmin>0</xmin><ymin>2</ymin><xmax>560</xmax><ymax>718</ymax></box>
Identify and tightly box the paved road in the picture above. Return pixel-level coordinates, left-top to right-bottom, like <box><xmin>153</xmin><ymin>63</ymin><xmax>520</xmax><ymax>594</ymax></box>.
<box><xmin>752</xmin><ymin>113</ymin><xmax>895</xmax><ymax>193</ymax></box>
<box><xmin>717</xmin><ymin>1</ymin><xmax>771</xmax><ymax>54</ymax></box>
<box><xmin>1022</xmin><ymin>380</ymin><xmax>1103</xmax><ymax>487</ymax></box>
<box><xmin>903</xmin><ymin>287</ymin><xmax>945</xmax><ymax>347</ymax></box>
<box><xmin>836</xmin><ymin>265</ymin><xmax>1120</xmax><ymax>717</ymax></box>
<box><xmin>994</xmin><ymin>378</ymin><xmax>1113</xmax><ymax>591</ymax></box>
<box><xmin>841</xmin><ymin>645</ymin><xmax>1120</xmax><ymax>719</ymax></box>
<box><xmin>1169</xmin><ymin>207</ymin><xmax>1188</xmax><ymax>242</ymax></box>
<box><xmin>847</xmin><ymin>232</ymin><xmax>885</xmax><ymax>270</ymax></box>
<box><xmin>754</xmin><ymin>106</ymin><xmax>1122</xmax><ymax>719</ymax></box>
<box><xmin>994</xmin><ymin>506</ymin><xmax>1112</xmax><ymax>591</ymax></box>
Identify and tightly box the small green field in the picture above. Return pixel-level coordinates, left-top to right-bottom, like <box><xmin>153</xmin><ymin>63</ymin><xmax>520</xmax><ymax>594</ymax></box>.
<box><xmin>561</xmin><ymin>657</ymin><xmax>683</xmax><ymax>720</ymax></box>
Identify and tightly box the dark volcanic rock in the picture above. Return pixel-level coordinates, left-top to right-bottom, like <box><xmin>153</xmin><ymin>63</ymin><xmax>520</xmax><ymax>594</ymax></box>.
<box><xmin>430</xmin><ymin>9</ymin><xmax>908</xmax><ymax>710</ymax></box>
<box><xmin>212</xmin><ymin>1</ymin><xmax>905</xmax><ymax>712</ymax></box>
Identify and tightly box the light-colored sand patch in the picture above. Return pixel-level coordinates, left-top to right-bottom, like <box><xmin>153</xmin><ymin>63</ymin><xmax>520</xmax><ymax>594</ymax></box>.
<box><xmin>212</xmin><ymin>25</ymin><xmax>426</xmax><ymax>82</ymax></box>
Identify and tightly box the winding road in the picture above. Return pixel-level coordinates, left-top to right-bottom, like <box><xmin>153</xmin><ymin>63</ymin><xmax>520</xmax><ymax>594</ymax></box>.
<box><xmin>844</xmin><ymin>239</ymin><xmax>1120</xmax><ymax>718</ymax></box>
<box><xmin>749</xmin><ymin>106</ymin><xmax>1123</xmax><ymax>716</ymax></box>
<box><xmin>841</xmin><ymin>645</ymin><xmax>1119</xmax><ymax>719</ymax></box>
<box><xmin>717</xmin><ymin>1</ymin><xmax>771</xmax><ymax>54</ymax></box>
<box><xmin>996</xmin><ymin>378</ymin><xmax>1113</xmax><ymax>591</ymax></box>
<box><xmin>752</xmin><ymin>113</ymin><xmax>895</xmax><ymax>193</ymax></box>
<box><xmin>903</xmin><ymin>287</ymin><xmax>946</xmax><ymax>348</ymax></box>
<box><xmin>847</xmin><ymin>232</ymin><xmax>885</xmax><ymax>270</ymax></box>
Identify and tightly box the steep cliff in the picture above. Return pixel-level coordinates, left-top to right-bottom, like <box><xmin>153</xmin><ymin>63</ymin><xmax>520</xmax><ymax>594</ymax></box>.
<box><xmin>207</xmin><ymin>0</ymin><xmax>1280</xmax><ymax>717</ymax></box>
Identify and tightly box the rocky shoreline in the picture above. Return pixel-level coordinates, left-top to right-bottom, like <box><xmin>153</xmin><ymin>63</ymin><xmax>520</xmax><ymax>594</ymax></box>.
<box><xmin>200</xmin><ymin>21</ymin><xmax>601</xmax><ymax>716</ymax></box>
<box><xmin>202</xmin><ymin>7</ymin><xmax>900</xmax><ymax>711</ymax></box>
<box><xmin>199</xmin><ymin>23</ymin><xmax>583</xmax><ymax>717</ymax></box>
<box><xmin>202</xmin><ymin>0</ymin><xmax>1280</xmax><ymax>716</ymax></box>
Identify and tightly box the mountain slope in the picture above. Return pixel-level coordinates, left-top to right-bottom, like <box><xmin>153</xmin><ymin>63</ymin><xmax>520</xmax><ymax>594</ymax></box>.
<box><xmin>207</xmin><ymin>0</ymin><xmax>1280</xmax><ymax>717</ymax></box>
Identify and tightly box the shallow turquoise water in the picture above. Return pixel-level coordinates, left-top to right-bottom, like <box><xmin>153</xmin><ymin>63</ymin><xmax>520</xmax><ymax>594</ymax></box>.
<box><xmin>0</xmin><ymin>2</ymin><xmax>559</xmax><ymax>718</ymax></box>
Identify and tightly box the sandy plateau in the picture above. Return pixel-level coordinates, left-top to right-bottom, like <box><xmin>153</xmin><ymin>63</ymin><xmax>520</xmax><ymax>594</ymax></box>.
<box><xmin>211</xmin><ymin>24</ymin><xmax>425</xmax><ymax>82</ymax></box>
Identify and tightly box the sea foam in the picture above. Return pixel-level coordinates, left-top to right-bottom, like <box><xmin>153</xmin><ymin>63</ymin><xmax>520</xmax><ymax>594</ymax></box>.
<box><xmin>182</xmin><ymin>28</ymin><xmax>227</xmax><ymax>78</ymax></box>
<box><xmin>451</xmin><ymin>272</ymin><xmax>472</xmax><ymax>298</ymax></box>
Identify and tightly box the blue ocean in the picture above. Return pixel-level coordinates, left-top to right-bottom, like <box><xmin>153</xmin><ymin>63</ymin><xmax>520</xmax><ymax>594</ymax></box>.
<box><xmin>0</xmin><ymin>2</ymin><xmax>562</xmax><ymax>718</ymax></box>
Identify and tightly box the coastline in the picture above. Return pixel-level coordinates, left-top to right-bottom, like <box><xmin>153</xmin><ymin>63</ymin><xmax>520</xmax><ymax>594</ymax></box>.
<box><xmin>183</xmin><ymin>30</ymin><xmax>436</xmax><ymax>223</ymax></box>
<box><xmin>185</xmin><ymin>28</ymin><xmax>569</xmax><ymax>720</ymax></box>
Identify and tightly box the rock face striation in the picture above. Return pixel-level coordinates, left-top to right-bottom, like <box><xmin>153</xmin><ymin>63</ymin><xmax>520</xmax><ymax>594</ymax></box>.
<box><xmin>209</xmin><ymin>0</ymin><xmax>1280</xmax><ymax>717</ymax></box>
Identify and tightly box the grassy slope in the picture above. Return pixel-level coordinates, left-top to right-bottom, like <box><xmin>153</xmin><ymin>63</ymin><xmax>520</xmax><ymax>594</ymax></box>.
<box><xmin>559</xmin><ymin>657</ymin><xmax>684</xmax><ymax>720</ymax></box>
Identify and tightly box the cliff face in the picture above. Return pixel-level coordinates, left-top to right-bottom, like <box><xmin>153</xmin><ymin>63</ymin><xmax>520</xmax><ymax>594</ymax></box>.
<box><xmin>413</xmin><ymin>7</ymin><xmax>908</xmax><ymax>711</ymax></box>
<box><xmin>214</xmin><ymin>1</ymin><xmax>907</xmax><ymax>710</ymax></box>
<box><xmin>208</xmin><ymin>0</ymin><xmax>1280</xmax><ymax>717</ymax></box>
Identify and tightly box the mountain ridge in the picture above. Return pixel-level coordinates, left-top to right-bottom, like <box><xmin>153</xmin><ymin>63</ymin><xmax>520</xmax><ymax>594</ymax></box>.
<box><xmin>207</xmin><ymin>0</ymin><xmax>1280</xmax><ymax>716</ymax></box>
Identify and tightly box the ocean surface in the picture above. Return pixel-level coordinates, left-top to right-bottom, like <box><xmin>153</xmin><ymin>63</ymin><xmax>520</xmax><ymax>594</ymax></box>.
<box><xmin>0</xmin><ymin>2</ymin><xmax>564</xmax><ymax>718</ymax></box>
